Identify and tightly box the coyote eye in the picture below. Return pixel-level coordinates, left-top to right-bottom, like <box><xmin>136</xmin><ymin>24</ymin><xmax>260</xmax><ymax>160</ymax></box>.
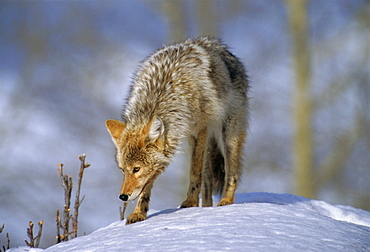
<box><xmin>133</xmin><ymin>167</ymin><xmax>140</xmax><ymax>173</ymax></box>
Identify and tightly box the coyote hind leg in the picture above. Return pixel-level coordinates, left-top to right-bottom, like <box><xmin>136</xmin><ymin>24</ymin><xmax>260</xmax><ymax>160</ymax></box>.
<box><xmin>218</xmin><ymin>113</ymin><xmax>247</xmax><ymax>206</ymax></box>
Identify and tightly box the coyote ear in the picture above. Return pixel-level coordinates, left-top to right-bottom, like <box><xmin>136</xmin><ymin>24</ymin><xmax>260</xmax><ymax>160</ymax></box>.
<box><xmin>105</xmin><ymin>119</ymin><xmax>126</xmax><ymax>141</ymax></box>
<box><xmin>145</xmin><ymin>116</ymin><xmax>164</xmax><ymax>143</ymax></box>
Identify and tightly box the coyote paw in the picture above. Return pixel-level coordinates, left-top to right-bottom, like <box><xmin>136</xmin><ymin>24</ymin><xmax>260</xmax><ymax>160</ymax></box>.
<box><xmin>180</xmin><ymin>199</ymin><xmax>198</xmax><ymax>208</ymax></box>
<box><xmin>217</xmin><ymin>199</ymin><xmax>233</xmax><ymax>206</ymax></box>
<box><xmin>126</xmin><ymin>213</ymin><xmax>146</xmax><ymax>225</ymax></box>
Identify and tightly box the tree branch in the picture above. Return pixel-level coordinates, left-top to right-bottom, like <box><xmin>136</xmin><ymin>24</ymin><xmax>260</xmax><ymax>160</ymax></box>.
<box><xmin>72</xmin><ymin>154</ymin><xmax>90</xmax><ymax>239</ymax></box>
<box><xmin>24</xmin><ymin>221</ymin><xmax>43</xmax><ymax>248</ymax></box>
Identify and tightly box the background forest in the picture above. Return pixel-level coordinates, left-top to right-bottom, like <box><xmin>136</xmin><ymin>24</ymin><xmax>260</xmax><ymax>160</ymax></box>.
<box><xmin>1</xmin><ymin>0</ymin><xmax>369</xmax><ymax>249</ymax></box>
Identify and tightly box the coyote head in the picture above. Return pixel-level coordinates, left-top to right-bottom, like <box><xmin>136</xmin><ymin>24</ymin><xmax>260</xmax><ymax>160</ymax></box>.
<box><xmin>105</xmin><ymin>116</ymin><xmax>168</xmax><ymax>201</ymax></box>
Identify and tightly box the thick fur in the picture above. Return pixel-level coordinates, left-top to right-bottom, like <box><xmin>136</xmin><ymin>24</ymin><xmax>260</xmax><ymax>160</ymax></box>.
<box><xmin>106</xmin><ymin>37</ymin><xmax>249</xmax><ymax>224</ymax></box>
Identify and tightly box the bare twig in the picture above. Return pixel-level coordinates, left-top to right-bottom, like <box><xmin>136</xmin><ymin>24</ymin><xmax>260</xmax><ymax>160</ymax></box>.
<box><xmin>57</xmin><ymin>163</ymin><xmax>73</xmax><ymax>242</ymax></box>
<box><xmin>25</xmin><ymin>221</ymin><xmax>34</xmax><ymax>247</ymax></box>
<box><xmin>119</xmin><ymin>202</ymin><xmax>128</xmax><ymax>221</ymax></box>
<box><xmin>0</xmin><ymin>223</ymin><xmax>10</xmax><ymax>252</ymax></box>
<box><xmin>56</xmin><ymin>209</ymin><xmax>62</xmax><ymax>243</ymax></box>
<box><xmin>5</xmin><ymin>233</ymin><xmax>10</xmax><ymax>251</ymax></box>
<box><xmin>56</xmin><ymin>155</ymin><xmax>90</xmax><ymax>243</ymax></box>
<box><xmin>72</xmin><ymin>154</ymin><xmax>90</xmax><ymax>239</ymax></box>
<box><xmin>35</xmin><ymin>221</ymin><xmax>43</xmax><ymax>248</ymax></box>
<box><xmin>24</xmin><ymin>221</ymin><xmax>43</xmax><ymax>248</ymax></box>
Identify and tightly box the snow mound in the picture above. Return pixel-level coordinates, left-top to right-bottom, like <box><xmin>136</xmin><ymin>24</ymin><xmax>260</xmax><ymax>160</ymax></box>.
<box><xmin>235</xmin><ymin>192</ymin><xmax>370</xmax><ymax>228</ymax></box>
<box><xmin>10</xmin><ymin>193</ymin><xmax>370</xmax><ymax>252</ymax></box>
<box><xmin>7</xmin><ymin>247</ymin><xmax>43</xmax><ymax>252</ymax></box>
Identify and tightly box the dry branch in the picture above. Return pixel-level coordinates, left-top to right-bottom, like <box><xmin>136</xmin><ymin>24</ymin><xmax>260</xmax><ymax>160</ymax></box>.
<box><xmin>56</xmin><ymin>163</ymin><xmax>73</xmax><ymax>242</ymax></box>
<box><xmin>72</xmin><ymin>154</ymin><xmax>90</xmax><ymax>239</ymax></box>
<box><xmin>56</xmin><ymin>209</ymin><xmax>61</xmax><ymax>243</ymax></box>
<box><xmin>24</xmin><ymin>221</ymin><xmax>43</xmax><ymax>248</ymax></box>
<box><xmin>56</xmin><ymin>154</ymin><xmax>90</xmax><ymax>243</ymax></box>
<box><xmin>0</xmin><ymin>223</ymin><xmax>10</xmax><ymax>252</ymax></box>
<box><xmin>5</xmin><ymin>233</ymin><xmax>10</xmax><ymax>251</ymax></box>
<box><xmin>119</xmin><ymin>202</ymin><xmax>128</xmax><ymax>221</ymax></box>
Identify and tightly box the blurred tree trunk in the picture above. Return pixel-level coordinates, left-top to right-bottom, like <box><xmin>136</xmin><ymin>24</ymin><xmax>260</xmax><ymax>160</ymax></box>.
<box><xmin>286</xmin><ymin>0</ymin><xmax>315</xmax><ymax>198</ymax></box>
<box><xmin>161</xmin><ymin>0</ymin><xmax>187</xmax><ymax>42</ymax></box>
<box><xmin>196</xmin><ymin>0</ymin><xmax>218</xmax><ymax>37</ymax></box>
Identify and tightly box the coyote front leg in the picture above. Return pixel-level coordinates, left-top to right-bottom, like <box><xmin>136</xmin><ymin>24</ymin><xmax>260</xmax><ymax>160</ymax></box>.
<box><xmin>181</xmin><ymin>127</ymin><xmax>208</xmax><ymax>208</ymax></box>
<box><xmin>126</xmin><ymin>181</ymin><xmax>154</xmax><ymax>224</ymax></box>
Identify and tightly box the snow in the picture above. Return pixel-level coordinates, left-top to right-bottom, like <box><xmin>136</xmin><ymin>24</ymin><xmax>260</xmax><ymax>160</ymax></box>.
<box><xmin>7</xmin><ymin>248</ymin><xmax>43</xmax><ymax>252</ymax></box>
<box><xmin>8</xmin><ymin>193</ymin><xmax>370</xmax><ymax>252</ymax></box>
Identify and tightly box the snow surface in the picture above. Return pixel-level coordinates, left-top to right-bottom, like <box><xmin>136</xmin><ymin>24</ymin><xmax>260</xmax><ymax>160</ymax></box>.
<box><xmin>8</xmin><ymin>193</ymin><xmax>370</xmax><ymax>252</ymax></box>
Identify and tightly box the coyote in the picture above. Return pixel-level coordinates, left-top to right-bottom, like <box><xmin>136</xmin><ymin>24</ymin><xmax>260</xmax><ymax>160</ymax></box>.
<box><xmin>106</xmin><ymin>37</ymin><xmax>249</xmax><ymax>224</ymax></box>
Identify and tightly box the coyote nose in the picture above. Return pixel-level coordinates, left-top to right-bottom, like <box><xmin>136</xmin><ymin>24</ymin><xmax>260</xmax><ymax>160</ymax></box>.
<box><xmin>119</xmin><ymin>194</ymin><xmax>129</xmax><ymax>201</ymax></box>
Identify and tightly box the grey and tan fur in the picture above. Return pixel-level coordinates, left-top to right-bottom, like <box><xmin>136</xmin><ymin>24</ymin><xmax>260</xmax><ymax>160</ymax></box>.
<box><xmin>106</xmin><ymin>37</ymin><xmax>249</xmax><ymax>224</ymax></box>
